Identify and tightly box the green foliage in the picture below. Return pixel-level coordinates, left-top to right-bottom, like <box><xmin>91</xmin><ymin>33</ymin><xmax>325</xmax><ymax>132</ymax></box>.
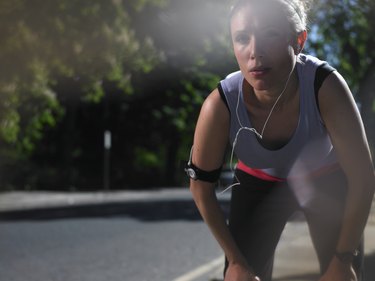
<box><xmin>309</xmin><ymin>0</ymin><xmax>375</xmax><ymax>91</ymax></box>
<box><xmin>0</xmin><ymin>0</ymin><xmax>163</xmax><ymax>156</ymax></box>
<box><xmin>308</xmin><ymin>0</ymin><xmax>375</xmax><ymax>155</ymax></box>
<box><xmin>0</xmin><ymin>0</ymin><xmax>169</xmax><ymax>189</ymax></box>
<box><xmin>134</xmin><ymin>146</ymin><xmax>159</xmax><ymax>169</ymax></box>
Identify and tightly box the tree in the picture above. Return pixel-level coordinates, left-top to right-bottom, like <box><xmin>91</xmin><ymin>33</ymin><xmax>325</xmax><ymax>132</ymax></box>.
<box><xmin>0</xmin><ymin>0</ymin><xmax>166</xmax><ymax>189</ymax></box>
<box><xmin>118</xmin><ymin>0</ymin><xmax>236</xmax><ymax>186</ymax></box>
<box><xmin>308</xmin><ymin>0</ymin><xmax>375</xmax><ymax>153</ymax></box>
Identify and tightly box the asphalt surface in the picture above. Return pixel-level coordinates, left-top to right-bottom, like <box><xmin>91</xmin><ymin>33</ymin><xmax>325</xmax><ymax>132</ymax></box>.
<box><xmin>0</xmin><ymin>188</ymin><xmax>374</xmax><ymax>281</ymax></box>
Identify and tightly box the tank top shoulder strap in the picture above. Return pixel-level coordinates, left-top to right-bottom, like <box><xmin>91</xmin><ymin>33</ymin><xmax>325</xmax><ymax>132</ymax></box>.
<box><xmin>218</xmin><ymin>71</ymin><xmax>243</xmax><ymax>113</ymax></box>
<box><xmin>314</xmin><ymin>63</ymin><xmax>336</xmax><ymax>113</ymax></box>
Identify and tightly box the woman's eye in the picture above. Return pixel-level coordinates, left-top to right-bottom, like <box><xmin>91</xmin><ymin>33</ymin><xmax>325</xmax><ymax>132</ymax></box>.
<box><xmin>235</xmin><ymin>34</ymin><xmax>250</xmax><ymax>44</ymax></box>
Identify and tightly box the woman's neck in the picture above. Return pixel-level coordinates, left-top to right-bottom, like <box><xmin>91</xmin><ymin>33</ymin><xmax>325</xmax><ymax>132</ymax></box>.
<box><xmin>245</xmin><ymin>69</ymin><xmax>299</xmax><ymax>110</ymax></box>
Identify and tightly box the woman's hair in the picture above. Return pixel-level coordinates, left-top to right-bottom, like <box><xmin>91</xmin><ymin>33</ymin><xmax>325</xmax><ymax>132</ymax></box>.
<box><xmin>230</xmin><ymin>0</ymin><xmax>311</xmax><ymax>34</ymax></box>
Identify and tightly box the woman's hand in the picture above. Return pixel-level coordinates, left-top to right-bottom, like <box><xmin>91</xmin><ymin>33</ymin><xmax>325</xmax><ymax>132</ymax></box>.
<box><xmin>224</xmin><ymin>263</ymin><xmax>260</xmax><ymax>281</ymax></box>
<box><xmin>318</xmin><ymin>257</ymin><xmax>357</xmax><ymax>281</ymax></box>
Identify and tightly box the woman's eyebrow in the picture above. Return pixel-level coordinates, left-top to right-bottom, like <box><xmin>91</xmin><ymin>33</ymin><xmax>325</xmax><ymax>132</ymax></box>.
<box><xmin>233</xmin><ymin>25</ymin><xmax>255</xmax><ymax>34</ymax></box>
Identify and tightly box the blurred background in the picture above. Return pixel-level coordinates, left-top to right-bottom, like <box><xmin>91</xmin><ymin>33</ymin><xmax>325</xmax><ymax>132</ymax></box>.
<box><xmin>0</xmin><ymin>0</ymin><xmax>374</xmax><ymax>191</ymax></box>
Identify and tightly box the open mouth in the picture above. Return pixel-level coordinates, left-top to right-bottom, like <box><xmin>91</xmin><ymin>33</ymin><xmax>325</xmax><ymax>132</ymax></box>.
<box><xmin>249</xmin><ymin>67</ymin><xmax>271</xmax><ymax>77</ymax></box>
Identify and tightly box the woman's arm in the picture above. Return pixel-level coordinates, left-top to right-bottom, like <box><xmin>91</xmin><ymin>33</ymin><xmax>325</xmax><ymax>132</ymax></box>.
<box><xmin>189</xmin><ymin>89</ymin><xmax>257</xmax><ymax>281</ymax></box>
<box><xmin>318</xmin><ymin>71</ymin><xmax>375</xmax><ymax>280</ymax></box>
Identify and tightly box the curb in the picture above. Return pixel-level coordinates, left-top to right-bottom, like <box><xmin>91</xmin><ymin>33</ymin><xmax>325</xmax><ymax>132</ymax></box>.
<box><xmin>0</xmin><ymin>189</ymin><xmax>231</xmax><ymax>221</ymax></box>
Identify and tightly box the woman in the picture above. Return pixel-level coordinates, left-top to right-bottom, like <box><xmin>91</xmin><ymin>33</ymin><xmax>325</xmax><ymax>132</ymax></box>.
<box><xmin>186</xmin><ymin>0</ymin><xmax>375</xmax><ymax>281</ymax></box>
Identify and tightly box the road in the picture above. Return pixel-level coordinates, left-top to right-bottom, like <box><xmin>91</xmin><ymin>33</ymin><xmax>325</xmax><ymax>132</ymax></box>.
<box><xmin>0</xmin><ymin>196</ymin><xmax>225</xmax><ymax>281</ymax></box>
<box><xmin>0</xmin><ymin>189</ymin><xmax>374</xmax><ymax>281</ymax></box>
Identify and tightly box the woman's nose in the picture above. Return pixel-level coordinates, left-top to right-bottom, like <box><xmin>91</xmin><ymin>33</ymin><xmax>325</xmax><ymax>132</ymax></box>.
<box><xmin>249</xmin><ymin>35</ymin><xmax>264</xmax><ymax>59</ymax></box>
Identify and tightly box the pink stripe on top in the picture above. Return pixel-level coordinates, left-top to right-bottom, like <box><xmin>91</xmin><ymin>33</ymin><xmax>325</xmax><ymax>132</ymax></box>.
<box><xmin>237</xmin><ymin>160</ymin><xmax>341</xmax><ymax>183</ymax></box>
<box><xmin>237</xmin><ymin>161</ymin><xmax>285</xmax><ymax>182</ymax></box>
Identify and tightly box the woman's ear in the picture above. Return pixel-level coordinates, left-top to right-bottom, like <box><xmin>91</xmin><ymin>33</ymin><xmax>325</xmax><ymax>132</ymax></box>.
<box><xmin>295</xmin><ymin>30</ymin><xmax>307</xmax><ymax>55</ymax></box>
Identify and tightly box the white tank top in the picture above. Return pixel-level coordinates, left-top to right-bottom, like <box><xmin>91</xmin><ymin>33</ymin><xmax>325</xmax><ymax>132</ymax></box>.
<box><xmin>219</xmin><ymin>54</ymin><xmax>337</xmax><ymax>179</ymax></box>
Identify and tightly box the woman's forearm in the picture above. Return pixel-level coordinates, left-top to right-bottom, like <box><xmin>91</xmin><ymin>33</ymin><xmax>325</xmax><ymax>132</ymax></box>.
<box><xmin>336</xmin><ymin>179</ymin><xmax>375</xmax><ymax>253</ymax></box>
<box><xmin>190</xmin><ymin>181</ymin><xmax>248</xmax><ymax>266</ymax></box>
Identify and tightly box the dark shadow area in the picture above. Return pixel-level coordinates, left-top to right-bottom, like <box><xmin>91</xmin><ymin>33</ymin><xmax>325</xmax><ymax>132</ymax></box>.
<box><xmin>210</xmin><ymin>252</ymin><xmax>375</xmax><ymax>281</ymax></box>
<box><xmin>0</xmin><ymin>199</ymin><xmax>230</xmax><ymax>222</ymax></box>
<box><xmin>272</xmin><ymin>252</ymin><xmax>375</xmax><ymax>281</ymax></box>
<box><xmin>273</xmin><ymin>273</ymin><xmax>319</xmax><ymax>281</ymax></box>
<box><xmin>209</xmin><ymin>273</ymin><xmax>319</xmax><ymax>281</ymax></box>
<box><xmin>364</xmin><ymin>252</ymin><xmax>375</xmax><ymax>281</ymax></box>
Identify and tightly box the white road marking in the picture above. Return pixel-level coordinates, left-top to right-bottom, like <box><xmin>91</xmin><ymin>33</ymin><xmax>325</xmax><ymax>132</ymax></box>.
<box><xmin>172</xmin><ymin>256</ymin><xmax>224</xmax><ymax>281</ymax></box>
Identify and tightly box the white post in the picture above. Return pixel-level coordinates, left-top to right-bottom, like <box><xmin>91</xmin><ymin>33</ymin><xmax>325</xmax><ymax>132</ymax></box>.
<box><xmin>104</xmin><ymin>130</ymin><xmax>111</xmax><ymax>190</ymax></box>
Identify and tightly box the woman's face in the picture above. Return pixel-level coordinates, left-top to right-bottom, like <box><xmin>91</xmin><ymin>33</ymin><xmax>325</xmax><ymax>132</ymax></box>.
<box><xmin>230</xmin><ymin>2</ymin><xmax>297</xmax><ymax>92</ymax></box>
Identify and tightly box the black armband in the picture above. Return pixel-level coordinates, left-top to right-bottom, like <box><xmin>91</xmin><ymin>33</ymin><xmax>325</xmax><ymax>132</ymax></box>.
<box><xmin>185</xmin><ymin>162</ymin><xmax>222</xmax><ymax>183</ymax></box>
<box><xmin>184</xmin><ymin>146</ymin><xmax>222</xmax><ymax>183</ymax></box>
